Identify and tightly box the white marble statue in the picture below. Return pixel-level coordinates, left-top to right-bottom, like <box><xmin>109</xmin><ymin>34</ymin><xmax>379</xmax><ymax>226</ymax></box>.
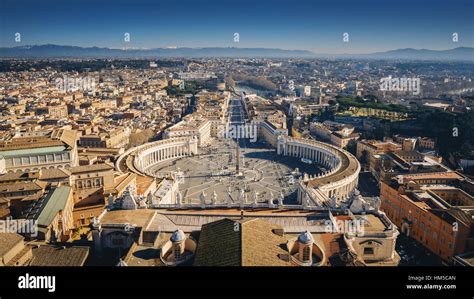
<box><xmin>237</xmin><ymin>188</ymin><xmax>245</xmax><ymax>208</ymax></box>
<box><xmin>252</xmin><ymin>191</ymin><xmax>258</xmax><ymax>206</ymax></box>
<box><xmin>349</xmin><ymin>189</ymin><xmax>363</xmax><ymax>212</ymax></box>
<box><xmin>373</xmin><ymin>196</ymin><xmax>381</xmax><ymax>212</ymax></box>
<box><xmin>328</xmin><ymin>195</ymin><xmax>337</xmax><ymax>209</ymax></box>
<box><xmin>121</xmin><ymin>187</ymin><xmax>138</xmax><ymax>210</ymax></box>
<box><xmin>176</xmin><ymin>190</ymin><xmax>183</xmax><ymax>207</ymax></box>
<box><xmin>278</xmin><ymin>192</ymin><xmax>284</xmax><ymax>207</ymax></box>
<box><xmin>268</xmin><ymin>191</ymin><xmax>274</xmax><ymax>208</ymax></box>
<box><xmin>108</xmin><ymin>194</ymin><xmax>114</xmax><ymax>209</ymax></box>
<box><xmin>211</xmin><ymin>191</ymin><xmax>217</xmax><ymax>206</ymax></box>
<box><xmin>200</xmin><ymin>191</ymin><xmax>206</xmax><ymax>208</ymax></box>
<box><xmin>227</xmin><ymin>188</ymin><xmax>233</xmax><ymax>207</ymax></box>
<box><xmin>126</xmin><ymin>184</ymin><xmax>137</xmax><ymax>197</ymax></box>
<box><xmin>302</xmin><ymin>192</ymin><xmax>309</xmax><ymax>208</ymax></box>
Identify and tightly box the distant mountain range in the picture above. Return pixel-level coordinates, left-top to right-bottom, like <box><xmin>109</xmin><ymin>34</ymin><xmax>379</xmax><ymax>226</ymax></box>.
<box><xmin>0</xmin><ymin>44</ymin><xmax>473</xmax><ymax>61</ymax></box>
<box><xmin>349</xmin><ymin>47</ymin><xmax>474</xmax><ymax>61</ymax></box>
<box><xmin>0</xmin><ymin>45</ymin><xmax>315</xmax><ymax>59</ymax></box>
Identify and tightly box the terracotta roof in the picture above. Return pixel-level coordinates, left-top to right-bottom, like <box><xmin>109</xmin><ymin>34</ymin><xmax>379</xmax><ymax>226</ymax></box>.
<box><xmin>194</xmin><ymin>218</ymin><xmax>290</xmax><ymax>266</ymax></box>
<box><xmin>100</xmin><ymin>209</ymin><xmax>156</xmax><ymax>228</ymax></box>
<box><xmin>0</xmin><ymin>233</ymin><xmax>24</xmax><ymax>257</ymax></box>
<box><xmin>30</xmin><ymin>245</ymin><xmax>89</xmax><ymax>266</ymax></box>
<box><xmin>56</xmin><ymin>129</ymin><xmax>79</xmax><ymax>148</ymax></box>
<box><xmin>431</xmin><ymin>208</ymin><xmax>473</xmax><ymax>227</ymax></box>
<box><xmin>322</xmin><ymin>234</ymin><xmax>365</xmax><ymax>266</ymax></box>
<box><xmin>136</xmin><ymin>175</ymin><xmax>155</xmax><ymax>195</ymax></box>
<box><xmin>71</xmin><ymin>163</ymin><xmax>114</xmax><ymax>174</ymax></box>
<box><xmin>0</xmin><ymin>171</ymin><xmax>38</xmax><ymax>182</ymax></box>
<box><xmin>0</xmin><ymin>137</ymin><xmax>64</xmax><ymax>150</ymax></box>
<box><xmin>0</xmin><ymin>208</ymin><xmax>10</xmax><ymax>219</ymax></box>
<box><xmin>39</xmin><ymin>168</ymin><xmax>71</xmax><ymax>180</ymax></box>
<box><xmin>0</xmin><ymin>181</ymin><xmax>44</xmax><ymax>193</ymax></box>
<box><xmin>401</xmin><ymin>171</ymin><xmax>463</xmax><ymax>182</ymax></box>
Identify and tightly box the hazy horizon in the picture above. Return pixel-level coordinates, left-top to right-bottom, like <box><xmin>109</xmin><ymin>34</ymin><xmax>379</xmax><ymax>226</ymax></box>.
<box><xmin>1</xmin><ymin>0</ymin><xmax>473</xmax><ymax>54</ymax></box>
<box><xmin>2</xmin><ymin>44</ymin><xmax>473</xmax><ymax>54</ymax></box>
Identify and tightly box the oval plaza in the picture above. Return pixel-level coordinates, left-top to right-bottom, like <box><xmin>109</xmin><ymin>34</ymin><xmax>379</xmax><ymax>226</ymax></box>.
<box><xmin>96</xmin><ymin>94</ymin><xmax>399</xmax><ymax>267</ymax></box>
<box><xmin>116</xmin><ymin>98</ymin><xmax>360</xmax><ymax>209</ymax></box>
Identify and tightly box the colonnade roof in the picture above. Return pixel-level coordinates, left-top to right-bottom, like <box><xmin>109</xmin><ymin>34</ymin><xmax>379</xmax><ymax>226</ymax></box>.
<box><xmin>307</xmin><ymin>149</ymin><xmax>359</xmax><ymax>188</ymax></box>
<box><xmin>283</xmin><ymin>137</ymin><xmax>360</xmax><ymax>188</ymax></box>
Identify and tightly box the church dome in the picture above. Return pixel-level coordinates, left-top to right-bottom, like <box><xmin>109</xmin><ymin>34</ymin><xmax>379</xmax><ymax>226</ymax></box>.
<box><xmin>298</xmin><ymin>231</ymin><xmax>314</xmax><ymax>244</ymax></box>
<box><xmin>171</xmin><ymin>229</ymin><xmax>186</xmax><ymax>242</ymax></box>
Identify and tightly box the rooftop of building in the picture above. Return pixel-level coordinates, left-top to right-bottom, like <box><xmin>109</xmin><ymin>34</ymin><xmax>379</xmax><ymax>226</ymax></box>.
<box><xmin>30</xmin><ymin>245</ymin><xmax>89</xmax><ymax>266</ymax></box>
<box><xmin>0</xmin><ymin>233</ymin><xmax>24</xmax><ymax>257</ymax></box>
<box><xmin>0</xmin><ymin>136</ymin><xmax>64</xmax><ymax>151</ymax></box>
<box><xmin>307</xmin><ymin>143</ymin><xmax>360</xmax><ymax>187</ymax></box>
<box><xmin>454</xmin><ymin>251</ymin><xmax>474</xmax><ymax>266</ymax></box>
<box><xmin>0</xmin><ymin>181</ymin><xmax>45</xmax><ymax>193</ymax></box>
<box><xmin>70</xmin><ymin>163</ymin><xmax>114</xmax><ymax>174</ymax></box>
<box><xmin>193</xmin><ymin>218</ymin><xmax>290</xmax><ymax>266</ymax></box>
<box><xmin>430</xmin><ymin>208</ymin><xmax>474</xmax><ymax>229</ymax></box>
<box><xmin>99</xmin><ymin>209</ymin><xmax>156</xmax><ymax>228</ymax></box>
<box><xmin>136</xmin><ymin>175</ymin><xmax>156</xmax><ymax>195</ymax></box>
<box><xmin>399</xmin><ymin>171</ymin><xmax>464</xmax><ymax>183</ymax></box>
<box><xmin>0</xmin><ymin>171</ymin><xmax>39</xmax><ymax>183</ymax></box>
<box><xmin>0</xmin><ymin>145</ymin><xmax>67</xmax><ymax>158</ymax></box>
<box><xmin>38</xmin><ymin>168</ymin><xmax>71</xmax><ymax>180</ymax></box>
<box><xmin>27</xmin><ymin>186</ymin><xmax>72</xmax><ymax>232</ymax></box>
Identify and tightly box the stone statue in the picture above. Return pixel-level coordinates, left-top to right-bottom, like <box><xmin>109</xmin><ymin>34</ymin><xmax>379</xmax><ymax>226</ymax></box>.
<box><xmin>126</xmin><ymin>184</ymin><xmax>137</xmax><ymax>197</ymax></box>
<box><xmin>349</xmin><ymin>189</ymin><xmax>366</xmax><ymax>213</ymax></box>
<box><xmin>268</xmin><ymin>191</ymin><xmax>274</xmax><ymax>208</ymax></box>
<box><xmin>176</xmin><ymin>190</ymin><xmax>183</xmax><ymax>207</ymax></box>
<box><xmin>353</xmin><ymin>189</ymin><xmax>360</xmax><ymax>197</ymax></box>
<box><xmin>252</xmin><ymin>191</ymin><xmax>258</xmax><ymax>206</ymax></box>
<box><xmin>237</xmin><ymin>188</ymin><xmax>245</xmax><ymax>209</ymax></box>
<box><xmin>121</xmin><ymin>188</ymin><xmax>138</xmax><ymax>210</ymax></box>
<box><xmin>227</xmin><ymin>188</ymin><xmax>233</xmax><ymax>207</ymax></box>
<box><xmin>278</xmin><ymin>192</ymin><xmax>284</xmax><ymax>207</ymax></box>
<box><xmin>108</xmin><ymin>194</ymin><xmax>114</xmax><ymax>210</ymax></box>
<box><xmin>328</xmin><ymin>195</ymin><xmax>337</xmax><ymax>209</ymax></box>
<box><xmin>200</xmin><ymin>191</ymin><xmax>206</xmax><ymax>208</ymax></box>
<box><xmin>147</xmin><ymin>192</ymin><xmax>152</xmax><ymax>204</ymax></box>
<box><xmin>211</xmin><ymin>191</ymin><xmax>217</xmax><ymax>206</ymax></box>
<box><xmin>137</xmin><ymin>195</ymin><xmax>146</xmax><ymax>208</ymax></box>
<box><xmin>373</xmin><ymin>196</ymin><xmax>381</xmax><ymax>212</ymax></box>
<box><xmin>302</xmin><ymin>192</ymin><xmax>309</xmax><ymax>208</ymax></box>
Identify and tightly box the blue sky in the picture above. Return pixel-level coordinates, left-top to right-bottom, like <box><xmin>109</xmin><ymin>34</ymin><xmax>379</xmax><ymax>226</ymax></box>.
<box><xmin>0</xmin><ymin>0</ymin><xmax>473</xmax><ymax>53</ymax></box>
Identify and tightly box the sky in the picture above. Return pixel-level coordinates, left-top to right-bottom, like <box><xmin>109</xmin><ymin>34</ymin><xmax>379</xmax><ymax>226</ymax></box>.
<box><xmin>0</xmin><ymin>0</ymin><xmax>473</xmax><ymax>54</ymax></box>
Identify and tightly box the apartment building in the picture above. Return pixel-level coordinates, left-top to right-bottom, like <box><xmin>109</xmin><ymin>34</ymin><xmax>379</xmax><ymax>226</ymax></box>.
<box><xmin>70</xmin><ymin>163</ymin><xmax>115</xmax><ymax>227</ymax></box>
<box><xmin>0</xmin><ymin>129</ymin><xmax>79</xmax><ymax>173</ymax></box>
<box><xmin>79</xmin><ymin>127</ymin><xmax>130</xmax><ymax>149</ymax></box>
<box><xmin>380</xmin><ymin>172</ymin><xmax>474</xmax><ymax>263</ymax></box>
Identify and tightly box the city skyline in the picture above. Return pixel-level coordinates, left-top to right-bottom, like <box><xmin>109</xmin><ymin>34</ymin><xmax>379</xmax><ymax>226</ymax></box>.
<box><xmin>1</xmin><ymin>0</ymin><xmax>473</xmax><ymax>54</ymax></box>
<box><xmin>0</xmin><ymin>1</ymin><xmax>473</xmax><ymax>296</ymax></box>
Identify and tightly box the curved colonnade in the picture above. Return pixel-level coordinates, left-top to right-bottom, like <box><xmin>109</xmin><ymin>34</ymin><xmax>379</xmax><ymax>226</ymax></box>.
<box><xmin>115</xmin><ymin>137</ymin><xmax>198</xmax><ymax>176</ymax></box>
<box><xmin>277</xmin><ymin>136</ymin><xmax>360</xmax><ymax>207</ymax></box>
<box><xmin>116</xmin><ymin>134</ymin><xmax>360</xmax><ymax>209</ymax></box>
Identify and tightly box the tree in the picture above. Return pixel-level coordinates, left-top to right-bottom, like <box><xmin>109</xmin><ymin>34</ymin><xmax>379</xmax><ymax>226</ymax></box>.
<box><xmin>128</xmin><ymin>129</ymin><xmax>156</xmax><ymax>148</ymax></box>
